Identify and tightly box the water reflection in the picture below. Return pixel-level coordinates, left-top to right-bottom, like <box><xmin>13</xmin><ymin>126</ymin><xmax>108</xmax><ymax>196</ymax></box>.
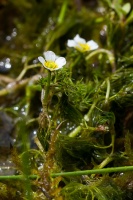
<box><xmin>0</xmin><ymin>160</ymin><xmax>15</xmax><ymax>176</ymax></box>
<box><xmin>59</xmin><ymin>121</ymin><xmax>76</xmax><ymax>135</ymax></box>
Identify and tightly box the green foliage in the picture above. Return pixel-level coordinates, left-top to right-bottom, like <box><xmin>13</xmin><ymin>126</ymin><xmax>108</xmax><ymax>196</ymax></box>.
<box><xmin>56</xmin><ymin>68</ymin><xmax>96</xmax><ymax>112</ymax></box>
<box><xmin>60</xmin><ymin>95</ymin><xmax>83</xmax><ymax>124</ymax></box>
<box><xmin>61</xmin><ymin>177</ymin><xmax>123</xmax><ymax>200</ymax></box>
<box><xmin>0</xmin><ymin>182</ymin><xmax>23</xmax><ymax>200</ymax></box>
<box><xmin>109</xmin><ymin>68</ymin><xmax>133</xmax><ymax>93</ymax></box>
<box><xmin>1</xmin><ymin>0</ymin><xmax>133</xmax><ymax>199</ymax></box>
<box><xmin>55</xmin><ymin>134</ymin><xmax>95</xmax><ymax>170</ymax></box>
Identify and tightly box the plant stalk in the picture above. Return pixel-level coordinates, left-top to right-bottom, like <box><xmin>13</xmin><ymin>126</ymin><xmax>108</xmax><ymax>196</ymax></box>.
<box><xmin>42</xmin><ymin>70</ymin><xmax>51</xmax><ymax>112</ymax></box>
<box><xmin>51</xmin><ymin>166</ymin><xmax>133</xmax><ymax>177</ymax></box>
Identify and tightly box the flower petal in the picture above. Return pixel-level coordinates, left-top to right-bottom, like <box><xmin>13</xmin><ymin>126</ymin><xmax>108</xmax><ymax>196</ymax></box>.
<box><xmin>55</xmin><ymin>57</ymin><xmax>66</xmax><ymax>69</ymax></box>
<box><xmin>38</xmin><ymin>56</ymin><xmax>45</xmax><ymax>65</ymax></box>
<box><xmin>44</xmin><ymin>51</ymin><xmax>56</xmax><ymax>61</ymax></box>
<box><xmin>74</xmin><ymin>34</ymin><xmax>86</xmax><ymax>44</ymax></box>
<box><xmin>67</xmin><ymin>40</ymin><xmax>76</xmax><ymax>47</ymax></box>
<box><xmin>87</xmin><ymin>40</ymin><xmax>98</xmax><ymax>50</ymax></box>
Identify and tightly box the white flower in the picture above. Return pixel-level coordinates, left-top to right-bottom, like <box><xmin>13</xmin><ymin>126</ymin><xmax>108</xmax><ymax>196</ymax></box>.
<box><xmin>67</xmin><ymin>34</ymin><xmax>98</xmax><ymax>52</ymax></box>
<box><xmin>38</xmin><ymin>51</ymin><xmax>66</xmax><ymax>71</ymax></box>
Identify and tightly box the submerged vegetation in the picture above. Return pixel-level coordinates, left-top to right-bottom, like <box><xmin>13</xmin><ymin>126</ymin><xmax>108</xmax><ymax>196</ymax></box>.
<box><xmin>1</xmin><ymin>0</ymin><xmax>133</xmax><ymax>199</ymax></box>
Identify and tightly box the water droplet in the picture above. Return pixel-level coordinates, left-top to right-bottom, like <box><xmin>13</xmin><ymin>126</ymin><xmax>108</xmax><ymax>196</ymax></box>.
<box><xmin>13</xmin><ymin>106</ymin><xmax>19</xmax><ymax>111</ymax></box>
<box><xmin>5</xmin><ymin>28</ymin><xmax>17</xmax><ymax>42</ymax></box>
<box><xmin>11</xmin><ymin>28</ymin><xmax>17</xmax><ymax>37</ymax></box>
<box><xmin>6</xmin><ymin>35</ymin><xmax>11</xmax><ymax>41</ymax></box>
<box><xmin>0</xmin><ymin>58</ymin><xmax>12</xmax><ymax>73</ymax></box>
<box><xmin>33</xmin><ymin>130</ymin><xmax>37</xmax><ymax>136</ymax></box>
<box><xmin>21</xmin><ymin>105</ymin><xmax>28</xmax><ymax>116</ymax></box>
<box><xmin>33</xmin><ymin>58</ymin><xmax>38</xmax><ymax>64</ymax></box>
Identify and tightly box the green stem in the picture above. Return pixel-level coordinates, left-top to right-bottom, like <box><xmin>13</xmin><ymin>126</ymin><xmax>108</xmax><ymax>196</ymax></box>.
<box><xmin>93</xmin><ymin>143</ymin><xmax>112</xmax><ymax>149</ymax></box>
<box><xmin>42</xmin><ymin>70</ymin><xmax>51</xmax><ymax>112</ymax></box>
<box><xmin>57</xmin><ymin>0</ymin><xmax>68</xmax><ymax>24</ymax></box>
<box><xmin>109</xmin><ymin>93</ymin><xmax>118</xmax><ymax>101</ymax></box>
<box><xmin>21</xmin><ymin>120</ymin><xmax>32</xmax><ymax>200</ymax></box>
<box><xmin>97</xmin><ymin>125</ymin><xmax>115</xmax><ymax>169</ymax></box>
<box><xmin>69</xmin><ymin>124</ymin><xmax>109</xmax><ymax>137</ymax></box>
<box><xmin>97</xmin><ymin>155</ymin><xmax>114</xmax><ymax>169</ymax></box>
<box><xmin>111</xmin><ymin>128</ymin><xmax>115</xmax><ymax>154</ymax></box>
<box><xmin>84</xmin><ymin>100</ymin><xmax>98</xmax><ymax>122</ymax></box>
<box><xmin>86</xmin><ymin>49</ymin><xmax>115</xmax><ymax>72</ymax></box>
<box><xmin>69</xmin><ymin>126</ymin><xmax>82</xmax><ymax>137</ymax></box>
<box><xmin>105</xmin><ymin>77</ymin><xmax>110</xmax><ymax>104</ymax></box>
<box><xmin>16</xmin><ymin>64</ymin><xmax>41</xmax><ymax>81</ymax></box>
<box><xmin>68</xmin><ymin>98</ymin><xmax>99</xmax><ymax>137</ymax></box>
<box><xmin>70</xmin><ymin>55</ymin><xmax>81</xmax><ymax>68</ymax></box>
<box><xmin>51</xmin><ymin>166</ymin><xmax>133</xmax><ymax>177</ymax></box>
<box><xmin>0</xmin><ymin>175</ymin><xmax>38</xmax><ymax>180</ymax></box>
<box><xmin>69</xmin><ymin>56</ymin><xmax>81</xmax><ymax>76</ymax></box>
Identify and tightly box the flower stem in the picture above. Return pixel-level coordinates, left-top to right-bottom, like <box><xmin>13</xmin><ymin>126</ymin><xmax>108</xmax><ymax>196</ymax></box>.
<box><xmin>42</xmin><ymin>70</ymin><xmax>51</xmax><ymax>112</ymax></box>
<box><xmin>51</xmin><ymin>166</ymin><xmax>133</xmax><ymax>177</ymax></box>
<box><xmin>69</xmin><ymin>55</ymin><xmax>82</xmax><ymax>76</ymax></box>
<box><xmin>86</xmin><ymin>49</ymin><xmax>115</xmax><ymax>72</ymax></box>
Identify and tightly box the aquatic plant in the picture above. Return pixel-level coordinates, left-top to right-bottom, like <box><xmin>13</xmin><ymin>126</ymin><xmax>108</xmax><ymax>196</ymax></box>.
<box><xmin>0</xmin><ymin>0</ymin><xmax>133</xmax><ymax>199</ymax></box>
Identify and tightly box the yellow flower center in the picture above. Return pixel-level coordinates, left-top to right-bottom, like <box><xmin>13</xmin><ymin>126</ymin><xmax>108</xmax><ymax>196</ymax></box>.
<box><xmin>76</xmin><ymin>43</ymin><xmax>90</xmax><ymax>52</ymax></box>
<box><xmin>44</xmin><ymin>61</ymin><xmax>58</xmax><ymax>70</ymax></box>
